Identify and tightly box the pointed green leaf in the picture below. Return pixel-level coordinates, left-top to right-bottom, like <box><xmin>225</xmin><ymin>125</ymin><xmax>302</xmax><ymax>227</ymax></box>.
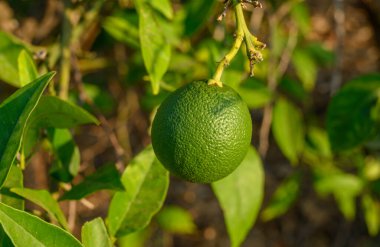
<box><xmin>314</xmin><ymin>169</ymin><xmax>363</xmax><ymax>220</ymax></box>
<box><xmin>272</xmin><ymin>98</ymin><xmax>304</xmax><ymax>164</ymax></box>
<box><xmin>18</xmin><ymin>50</ymin><xmax>38</xmax><ymax>86</ymax></box>
<box><xmin>28</xmin><ymin>96</ymin><xmax>99</xmax><ymax>129</ymax></box>
<box><xmin>0</xmin><ymin>224</ymin><xmax>13</xmax><ymax>247</ymax></box>
<box><xmin>117</xmin><ymin>228</ymin><xmax>150</xmax><ymax>247</ymax></box>
<box><xmin>102</xmin><ymin>11</ymin><xmax>140</xmax><ymax>48</ymax></box>
<box><xmin>212</xmin><ymin>147</ymin><xmax>264</xmax><ymax>247</ymax></box>
<box><xmin>82</xmin><ymin>218</ymin><xmax>112</xmax><ymax>247</ymax></box>
<box><xmin>261</xmin><ymin>173</ymin><xmax>301</xmax><ymax>221</ymax></box>
<box><xmin>0</xmin><ymin>72</ymin><xmax>55</xmax><ymax>188</ymax></box>
<box><xmin>327</xmin><ymin>74</ymin><xmax>380</xmax><ymax>151</ymax></box>
<box><xmin>0</xmin><ymin>31</ymin><xmax>32</xmax><ymax>87</ymax></box>
<box><xmin>156</xmin><ymin>206</ymin><xmax>196</xmax><ymax>234</ymax></box>
<box><xmin>0</xmin><ymin>202</ymin><xmax>82</xmax><ymax>247</ymax></box>
<box><xmin>10</xmin><ymin>188</ymin><xmax>68</xmax><ymax>230</ymax></box>
<box><xmin>150</xmin><ymin>0</ymin><xmax>173</xmax><ymax>20</ymax></box>
<box><xmin>135</xmin><ymin>0</ymin><xmax>171</xmax><ymax>94</ymax></box>
<box><xmin>236</xmin><ymin>79</ymin><xmax>273</xmax><ymax>109</ymax></box>
<box><xmin>184</xmin><ymin>0</ymin><xmax>217</xmax><ymax>36</ymax></box>
<box><xmin>107</xmin><ymin>146</ymin><xmax>169</xmax><ymax>237</ymax></box>
<box><xmin>47</xmin><ymin>128</ymin><xmax>80</xmax><ymax>182</ymax></box>
<box><xmin>0</xmin><ymin>165</ymin><xmax>24</xmax><ymax>210</ymax></box>
<box><xmin>362</xmin><ymin>194</ymin><xmax>380</xmax><ymax>236</ymax></box>
<box><xmin>60</xmin><ymin>165</ymin><xmax>124</xmax><ymax>201</ymax></box>
<box><xmin>292</xmin><ymin>49</ymin><xmax>317</xmax><ymax>91</ymax></box>
<box><xmin>291</xmin><ymin>2</ymin><xmax>310</xmax><ymax>35</ymax></box>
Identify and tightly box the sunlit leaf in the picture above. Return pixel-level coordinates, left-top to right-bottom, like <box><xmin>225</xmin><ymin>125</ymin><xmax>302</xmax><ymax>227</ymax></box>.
<box><xmin>82</xmin><ymin>218</ymin><xmax>112</xmax><ymax>247</ymax></box>
<box><xmin>18</xmin><ymin>50</ymin><xmax>38</xmax><ymax>86</ymax></box>
<box><xmin>212</xmin><ymin>147</ymin><xmax>264</xmax><ymax>247</ymax></box>
<box><xmin>272</xmin><ymin>98</ymin><xmax>304</xmax><ymax>165</ymax></box>
<box><xmin>261</xmin><ymin>173</ymin><xmax>301</xmax><ymax>221</ymax></box>
<box><xmin>0</xmin><ymin>72</ymin><xmax>54</xmax><ymax>188</ymax></box>
<box><xmin>362</xmin><ymin>194</ymin><xmax>380</xmax><ymax>236</ymax></box>
<box><xmin>314</xmin><ymin>168</ymin><xmax>363</xmax><ymax>220</ymax></box>
<box><xmin>103</xmin><ymin>11</ymin><xmax>139</xmax><ymax>48</ymax></box>
<box><xmin>0</xmin><ymin>202</ymin><xmax>82</xmax><ymax>247</ymax></box>
<box><xmin>28</xmin><ymin>96</ymin><xmax>99</xmax><ymax>129</ymax></box>
<box><xmin>150</xmin><ymin>0</ymin><xmax>173</xmax><ymax>20</ymax></box>
<box><xmin>292</xmin><ymin>48</ymin><xmax>317</xmax><ymax>91</ymax></box>
<box><xmin>107</xmin><ymin>146</ymin><xmax>169</xmax><ymax>237</ymax></box>
<box><xmin>0</xmin><ymin>31</ymin><xmax>32</xmax><ymax>87</ymax></box>
<box><xmin>0</xmin><ymin>166</ymin><xmax>24</xmax><ymax>210</ymax></box>
<box><xmin>156</xmin><ymin>206</ymin><xmax>196</xmax><ymax>234</ymax></box>
<box><xmin>11</xmin><ymin>188</ymin><xmax>68</xmax><ymax>230</ymax></box>
<box><xmin>135</xmin><ymin>0</ymin><xmax>171</xmax><ymax>94</ymax></box>
<box><xmin>291</xmin><ymin>2</ymin><xmax>310</xmax><ymax>35</ymax></box>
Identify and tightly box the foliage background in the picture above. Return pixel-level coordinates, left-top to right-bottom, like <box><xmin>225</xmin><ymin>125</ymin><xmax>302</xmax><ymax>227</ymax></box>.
<box><xmin>0</xmin><ymin>0</ymin><xmax>380</xmax><ymax>246</ymax></box>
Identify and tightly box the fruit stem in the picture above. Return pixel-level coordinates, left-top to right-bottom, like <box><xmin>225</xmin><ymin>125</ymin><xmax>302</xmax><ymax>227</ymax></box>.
<box><xmin>208</xmin><ymin>0</ymin><xmax>265</xmax><ymax>87</ymax></box>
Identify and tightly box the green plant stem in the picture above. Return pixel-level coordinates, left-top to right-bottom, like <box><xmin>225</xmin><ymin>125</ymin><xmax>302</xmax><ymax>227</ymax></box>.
<box><xmin>209</xmin><ymin>0</ymin><xmax>264</xmax><ymax>87</ymax></box>
<box><xmin>59</xmin><ymin>0</ymin><xmax>104</xmax><ymax>100</ymax></box>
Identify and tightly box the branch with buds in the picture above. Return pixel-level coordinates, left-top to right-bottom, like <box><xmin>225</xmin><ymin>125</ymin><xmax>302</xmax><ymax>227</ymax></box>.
<box><xmin>209</xmin><ymin>0</ymin><xmax>265</xmax><ymax>86</ymax></box>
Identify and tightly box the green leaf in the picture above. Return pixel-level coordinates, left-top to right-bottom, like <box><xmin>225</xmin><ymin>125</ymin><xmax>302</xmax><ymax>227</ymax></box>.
<box><xmin>107</xmin><ymin>146</ymin><xmax>169</xmax><ymax>237</ymax></box>
<box><xmin>261</xmin><ymin>173</ymin><xmax>301</xmax><ymax>221</ymax></box>
<box><xmin>0</xmin><ymin>224</ymin><xmax>13</xmax><ymax>247</ymax></box>
<box><xmin>18</xmin><ymin>50</ymin><xmax>38</xmax><ymax>86</ymax></box>
<box><xmin>291</xmin><ymin>2</ymin><xmax>310</xmax><ymax>35</ymax></box>
<box><xmin>314</xmin><ymin>168</ymin><xmax>363</xmax><ymax>220</ymax></box>
<box><xmin>0</xmin><ymin>72</ymin><xmax>54</xmax><ymax>188</ymax></box>
<box><xmin>82</xmin><ymin>218</ymin><xmax>112</xmax><ymax>247</ymax></box>
<box><xmin>0</xmin><ymin>31</ymin><xmax>32</xmax><ymax>87</ymax></box>
<box><xmin>156</xmin><ymin>206</ymin><xmax>196</xmax><ymax>234</ymax></box>
<box><xmin>327</xmin><ymin>74</ymin><xmax>380</xmax><ymax>151</ymax></box>
<box><xmin>117</xmin><ymin>228</ymin><xmax>150</xmax><ymax>247</ymax></box>
<box><xmin>28</xmin><ymin>96</ymin><xmax>99</xmax><ymax>128</ymax></box>
<box><xmin>47</xmin><ymin>128</ymin><xmax>80</xmax><ymax>182</ymax></box>
<box><xmin>0</xmin><ymin>202</ymin><xmax>82</xmax><ymax>247</ymax></box>
<box><xmin>60</xmin><ymin>165</ymin><xmax>124</xmax><ymax>201</ymax></box>
<box><xmin>304</xmin><ymin>127</ymin><xmax>332</xmax><ymax>166</ymax></box>
<box><xmin>184</xmin><ymin>0</ymin><xmax>217</xmax><ymax>36</ymax></box>
<box><xmin>272</xmin><ymin>98</ymin><xmax>304</xmax><ymax>164</ymax></box>
<box><xmin>305</xmin><ymin>43</ymin><xmax>334</xmax><ymax>66</ymax></box>
<box><xmin>291</xmin><ymin>48</ymin><xmax>317</xmax><ymax>91</ymax></box>
<box><xmin>135</xmin><ymin>0</ymin><xmax>171</xmax><ymax>94</ymax></box>
<box><xmin>10</xmin><ymin>188</ymin><xmax>68</xmax><ymax>230</ymax></box>
<box><xmin>362</xmin><ymin>194</ymin><xmax>380</xmax><ymax>236</ymax></box>
<box><xmin>212</xmin><ymin>147</ymin><xmax>264</xmax><ymax>247</ymax></box>
<box><xmin>150</xmin><ymin>0</ymin><xmax>173</xmax><ymax>20</ymax></box>
<box><xmin>102</xmin><ymin>11</ymin><xmax>140</xmax><ymax>48</ymax></box>
<box><xmin>0</xmin><ymin>166</ymin><xmax>24</xmax><ymax>210</ymax></box>
<box><xmin>278</xmin><ymin>77</ymin><xmax>307</xmax><ymax>102</ymax></box>
<box><xmin>236</xmin><ymin>79</ymin><xmax>273</xmax><ymax>109</ymax></box>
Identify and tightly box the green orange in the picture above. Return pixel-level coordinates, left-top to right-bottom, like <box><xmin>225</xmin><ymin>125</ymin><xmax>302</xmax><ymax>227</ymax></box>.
<box><xmin>151</xmin><ymin>80</ymin><xmax>252</xmax><ymax>183</ymax></box>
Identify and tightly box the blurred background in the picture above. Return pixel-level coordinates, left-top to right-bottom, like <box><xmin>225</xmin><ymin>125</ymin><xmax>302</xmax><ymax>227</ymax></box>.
<box><xmin>0</xmin><ymin>0</ymin><xmax>380</xmax><ymax>246</ymax></box>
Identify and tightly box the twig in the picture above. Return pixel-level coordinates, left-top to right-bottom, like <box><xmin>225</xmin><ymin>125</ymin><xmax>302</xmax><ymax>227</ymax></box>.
<box><xmin>258</xmin><ymin>23</ymin><xmax>299</xmax><ymax>157</ymax></box>
<box><xmin>68</xmin><ymin>201</ymin><xmax>76</xmax><ymax>231</ymax></box>
<box><xmin>60</xmin><ymin>183</ymin><xmax>95</xmax><ymax>209</ymax></box>
<box><xmin>72</xmin><ymin>57</ymin><xmax>127</xmax><ymax>172</ymax></box>
<box><xmin>209</xmin><ymin>0</ymin><xmax>265</xmax><ymax>86</ymax></box>
<box><xmin>330</xmin><ymin>0</ymin><xmax>345</xmax><ymax>95</ymax></box>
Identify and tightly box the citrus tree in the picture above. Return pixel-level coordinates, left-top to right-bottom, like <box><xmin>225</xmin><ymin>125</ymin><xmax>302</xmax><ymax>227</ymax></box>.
<box><xmin>0</xmin><ymin>0</ymin><xmax>379</xmax><ymax>246</ymax></box>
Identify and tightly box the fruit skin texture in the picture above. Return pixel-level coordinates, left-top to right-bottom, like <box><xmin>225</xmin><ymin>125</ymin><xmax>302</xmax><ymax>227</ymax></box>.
<box><xmin>151</xmin><ymin>81</ymin><xmax>252</xmax><ymax>183</ymax></box>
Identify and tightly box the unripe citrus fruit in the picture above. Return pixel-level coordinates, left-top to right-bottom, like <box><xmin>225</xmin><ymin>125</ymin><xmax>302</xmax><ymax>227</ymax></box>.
<box><xmin>151</xmin><ymin>80</ymin><xmax>252</xmax><ymax>183</ymax></box>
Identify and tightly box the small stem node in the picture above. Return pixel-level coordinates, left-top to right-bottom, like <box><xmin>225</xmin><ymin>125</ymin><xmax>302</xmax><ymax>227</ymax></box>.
<box><xmin>210</xmin><ymin>0</ymin><xmax>265</xmax><ymax>85</ymax></box>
